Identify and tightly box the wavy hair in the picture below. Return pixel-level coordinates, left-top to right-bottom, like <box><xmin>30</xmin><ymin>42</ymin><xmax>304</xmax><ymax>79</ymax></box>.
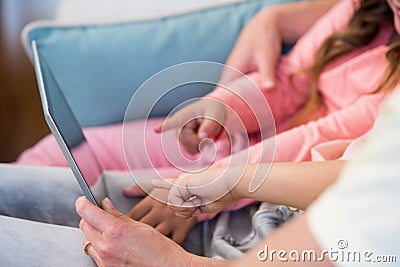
<box><xmin>292</xmin><ymin>0</ymin><xmax>400</xmax><ymax>125</ymax></box>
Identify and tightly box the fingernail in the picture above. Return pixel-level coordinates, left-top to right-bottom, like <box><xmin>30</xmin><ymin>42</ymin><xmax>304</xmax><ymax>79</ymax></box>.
<box><xmin>263</xmin><ymin>80</ymin><xmax>275</xmax><ymax>88</ymax></box>
<box><xmin>75</xmin><ymin>197</ymin><xmax>87</xmax><ymax>212</ymax></box>
<box><xmin>102</xmin><ymin>197</ymin><xmax>114</xmax><ymax>210</ymax></box>
<box><xmin>76</xmin><ymin>196</ymin><xmax>86</xmax><ymax>205</ymax></box>
<box><xmin>198</xmin><ymin>132</ymin><xmax>207</xmax><ymax>139</ymax></box>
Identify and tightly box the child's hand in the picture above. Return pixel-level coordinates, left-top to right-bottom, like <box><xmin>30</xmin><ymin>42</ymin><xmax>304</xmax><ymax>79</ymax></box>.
<box><xmin>152</xmin><ymin>167</ymin><xmax>245</xmax><ymax>218</ymax></box>
<box><xmin>126</xmin><ymin>189</ymin><xmax>197</xmax><ymax>244</ymax></box>
<box><xmin>154</xmin><ymin>98</ymin><xmax>227</xmax><ymax>154</ymax></box>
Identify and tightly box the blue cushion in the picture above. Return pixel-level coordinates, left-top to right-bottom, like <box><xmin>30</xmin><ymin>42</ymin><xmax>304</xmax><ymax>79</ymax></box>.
<box><xmin>27</xmin><ymin>0</ymin><xmax>299</xmax><ymax>127</ymax></box>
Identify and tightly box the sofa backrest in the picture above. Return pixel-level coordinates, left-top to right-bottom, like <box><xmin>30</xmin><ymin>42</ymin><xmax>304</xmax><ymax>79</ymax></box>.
<box><xmin>23</xmin><ymin>0</ymin><xmax>298</xmax><ymax>127</ymax></box>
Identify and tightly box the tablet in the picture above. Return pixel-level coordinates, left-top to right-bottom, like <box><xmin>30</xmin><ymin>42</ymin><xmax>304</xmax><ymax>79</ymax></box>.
<box><xmin>32</xmin><ymin>41</ymin><xmax>107</xmax><ymax>206</ymax></box>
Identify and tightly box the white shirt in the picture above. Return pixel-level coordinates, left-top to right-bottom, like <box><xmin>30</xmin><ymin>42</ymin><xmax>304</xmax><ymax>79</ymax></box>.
<box><xmin>307</xmin><ymin>88</ymin><xmax>400</xmax><ymax>266</ymax></box>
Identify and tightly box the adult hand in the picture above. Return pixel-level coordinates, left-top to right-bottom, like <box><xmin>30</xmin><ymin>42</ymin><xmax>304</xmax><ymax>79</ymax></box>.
<box><xmin>224</xmin><ymin>0</ymin><xmax>340</xmax><ymax>88</ymax></box>
<box><xmin>154</xmin><ymin>98</ymin><xmax>227</xmax><ymax>154</ymax></box>
<box><xmin>126</xmin><ymin>189</ymin><xmax>197</xmax><ymax>244</ymax></box>
<box><xmin>222</xmin><ymin>8</ymin><xmax>281</xmax><ymax>90</ymax></box>
<box><xmin>76</xmin><ymin>196</ymin><xmax>193</xmax><ymax>267</ymax></box>
<box><xmin>152</xmin><ymin>166</ymin><xmax>245</xmax><ymax>218</ymax></box>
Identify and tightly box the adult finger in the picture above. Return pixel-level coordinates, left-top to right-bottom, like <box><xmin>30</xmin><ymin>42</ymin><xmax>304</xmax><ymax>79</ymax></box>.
<box><xmin>83</xmin><ymin>240</ymin><xmax>102</xmax><ymax>267</ymax></box>
<box><xmin>101</xmin><ymin>198</ymin><xmax>125</xmax><ymax>219</ymax></box>
<box><xmin>79</xmin><ymin>219</ymin><xmax>102</xmax><ymax>245</ymax></box>
<box><xmin>75</xmin><ymin>196</ymin><xmax>117</xmax><ymax>233</ymax></box>
<box><xmin>256</xmin><ymin>48</ymin><xmax>278</xmax><ymax>90</ymax></box>
<box><xmin>255</xmin><ymin>37</ymin><xmax>282</xmax><ymax>89</ymax></box>
<box><xmin>223</xmin><ymin>47</ymin><xmax>254</xmax><ymax>82</ymax></box>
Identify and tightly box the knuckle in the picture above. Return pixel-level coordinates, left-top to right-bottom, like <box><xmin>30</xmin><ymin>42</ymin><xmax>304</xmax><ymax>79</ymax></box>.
<box><xmin>105</xmin><ymin>222</ymin><xmax>124</xmax><ymax>239</ymax></box>
<box><xmin>97</xmin><ymin>243</ymin><xmax>113</xmax><ymax>258</ymax></box>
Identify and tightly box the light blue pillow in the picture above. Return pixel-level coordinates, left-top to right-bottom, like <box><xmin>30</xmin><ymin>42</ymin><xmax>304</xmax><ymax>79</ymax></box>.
<box><xmin>25</xmin><ymin>0</ymin><xmax>299</xmax><ymax>127</ymax></box>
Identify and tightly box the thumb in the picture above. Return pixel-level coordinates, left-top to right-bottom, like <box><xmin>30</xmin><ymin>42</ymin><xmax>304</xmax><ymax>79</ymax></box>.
<box><xmin>101</xmin><ymin>198</ymin><xmax>124</xmax><ymax>217</ymax></box>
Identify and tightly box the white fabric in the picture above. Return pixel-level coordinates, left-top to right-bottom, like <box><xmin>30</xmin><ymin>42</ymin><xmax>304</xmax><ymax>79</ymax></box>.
<box><xmin>310</xmin><ymin>135</ymin><xmax>369</xmax><ymax>162</ymax></box>
<box><xmin>55</xmin><ymin>0</ymin><xmax>246</xmax><ymax>24</ymax></box>
<box><xmin>307</xmin><ymin>88</ymin><xmax>400</xmax><ymax>266</ymax></box>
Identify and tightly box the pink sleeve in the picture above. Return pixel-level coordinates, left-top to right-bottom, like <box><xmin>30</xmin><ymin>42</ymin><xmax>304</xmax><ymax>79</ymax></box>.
<box><xmin>206</xmin><ymin>94</ymin><xmax>383</xmax><ymax>169</ymax></box>
<box><xmin>227</xmin><ymin>93</ymin><xmax>384</xmax><ymax>165</ymax></box>
<box><xmin>206</xmin><ymin>71</ymin><xmax>308</xmax><ymax>133</ymax></box>
<box><xmin>271</xmin><ymin>94</ymin><xmax>383</xmax><ymax>162</ymax></box>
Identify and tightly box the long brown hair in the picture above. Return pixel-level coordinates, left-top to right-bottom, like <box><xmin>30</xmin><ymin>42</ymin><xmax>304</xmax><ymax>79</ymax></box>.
<box><xmin>292</xmin><ymin>0</ymin><xmax>400</xmax><ymax>125</ymax></box>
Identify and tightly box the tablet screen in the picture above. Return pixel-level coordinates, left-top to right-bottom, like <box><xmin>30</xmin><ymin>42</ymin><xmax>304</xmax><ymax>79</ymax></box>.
<box><xmin>35</xmin><ymin>47</ymin><xmax>106</xmax><ymax>206</ymax></box>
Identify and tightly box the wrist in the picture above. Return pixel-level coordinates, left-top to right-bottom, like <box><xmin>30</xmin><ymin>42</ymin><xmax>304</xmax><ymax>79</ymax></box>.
<box><xmin>232</xmin><ymin>163</ymin><xmax>270</xmax><ymax>200</ymax></box>
<box><xmin>231</xmin><ymin>164</ymin><xmax>254</xmax><ymax>200</ymax></box>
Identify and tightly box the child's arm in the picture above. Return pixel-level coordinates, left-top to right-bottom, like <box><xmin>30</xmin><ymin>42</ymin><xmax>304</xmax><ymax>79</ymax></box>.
<box><xmin>234</xmin><ymin>161</ymin><xmax>344</xmax><ymax>210</ymax></box>
<box><xmin>157</xmin><ymin>93</ymin><xmax>384</xmax><ymax>219</ymax></box>
<box><xmin>152</xmin><ymin>160</ymin><xmax>345</xmax><ymax>218</ymax></box>
<box><xmin>188</xmin><ymin>93</ymin><xmax>384</xmax><ymax>220</ymax></box>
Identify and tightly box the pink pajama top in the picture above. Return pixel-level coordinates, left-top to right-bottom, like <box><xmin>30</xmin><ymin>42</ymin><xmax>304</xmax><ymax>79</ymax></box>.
<box><xmin>198</xmin><ymin>0</ymin><xmax>396</xmax><ymax>220</ymax></box>
<box><xmin>209</xmin><ymin>0</ymin><xmax>393</xmax><ymax>164</ymax></box>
